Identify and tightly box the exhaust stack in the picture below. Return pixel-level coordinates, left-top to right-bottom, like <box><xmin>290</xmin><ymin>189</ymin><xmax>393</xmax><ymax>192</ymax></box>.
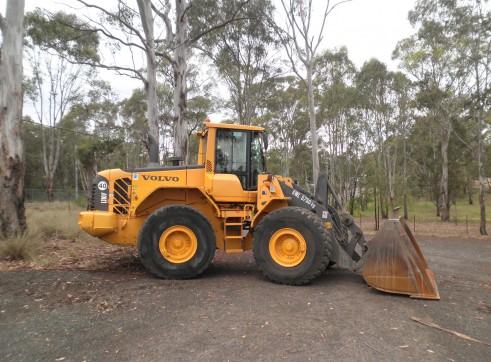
<box><xmin>148</xmin><ymin>132</ymin><xmax>159</xmax><ymax>168</ymax></box>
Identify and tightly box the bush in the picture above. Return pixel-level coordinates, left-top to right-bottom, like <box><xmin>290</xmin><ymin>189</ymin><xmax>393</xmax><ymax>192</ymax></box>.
<box><xmin>0</xmin><ymin>232</ymin><xmax>42</xmax><ymax>261</ymax></box>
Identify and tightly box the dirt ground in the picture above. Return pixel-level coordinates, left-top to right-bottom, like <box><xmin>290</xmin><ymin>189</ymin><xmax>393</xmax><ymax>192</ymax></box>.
<box><xmin>1</xmin><ymin>237</ymin><xmax>490</xmax><ymax>361</ymax></box>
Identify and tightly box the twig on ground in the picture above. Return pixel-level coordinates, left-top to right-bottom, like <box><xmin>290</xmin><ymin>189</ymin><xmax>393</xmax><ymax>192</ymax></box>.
<box><xmin>411</xmin><ymin>317</ymin><xmax>491</xmax><ymax>347</ymax></box>
<box><xmin>363</xmin><ymin>341</ymin><xmax>385</xmax><ymax>354</ymax></box>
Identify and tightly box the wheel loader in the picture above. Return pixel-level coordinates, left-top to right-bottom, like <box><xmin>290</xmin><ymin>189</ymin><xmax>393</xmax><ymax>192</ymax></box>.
<box><xmin>79</xmin><ymin>121</ymin><xmax>440</xmax><ymax>299</ymax></box>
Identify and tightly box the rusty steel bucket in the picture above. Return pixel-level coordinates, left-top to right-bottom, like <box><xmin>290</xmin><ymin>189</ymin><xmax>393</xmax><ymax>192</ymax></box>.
<box><xmin>362</xmin><ymin>217</ymin><xmax>440</xmax><ymax>300</ymax></box>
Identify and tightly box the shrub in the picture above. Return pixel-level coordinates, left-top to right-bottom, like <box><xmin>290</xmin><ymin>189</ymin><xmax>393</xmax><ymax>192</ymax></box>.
<box><xmin>0</xmin><ymin>232</ymin><xmax>42</xmax><ymax>261</ymax></box>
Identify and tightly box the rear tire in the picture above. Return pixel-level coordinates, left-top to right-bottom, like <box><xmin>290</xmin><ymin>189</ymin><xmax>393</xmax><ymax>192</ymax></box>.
<box><xmin>253</xmin><ymin>207</ymin><xmax>333</xmax><ymax>285</ymax></box>
<box><xmin>138</xmin><ymin>205</ymin><xmax>216</xmax><ymax>279</ymax></box>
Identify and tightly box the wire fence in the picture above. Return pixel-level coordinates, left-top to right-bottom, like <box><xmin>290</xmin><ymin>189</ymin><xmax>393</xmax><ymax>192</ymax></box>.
<box><xmin>25</xmin><ymin>189</ymin><xmax>87</xmax><ymax>203</ymax></box>
<box><xmin>357</xmin><ymin>213</ymin><xmax>489</xmax><ymax>239</ymax></box>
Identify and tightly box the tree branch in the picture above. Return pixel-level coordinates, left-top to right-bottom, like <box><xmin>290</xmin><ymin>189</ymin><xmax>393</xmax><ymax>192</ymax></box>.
<box><xmin>76</xmin><ymin>0</ymin><xmax>148</xmax><ymax>50</ymax></box>
<box><xmin>0</xmin><ymin>12</ymin><xmax>6</xmax><ymax>33</ymax></box>
<box><xmin>180</xmin><ymin>2</ymin><xmax>193</xmax><ymax>23</ymax></box>
<box><xmin>151</xmin><ymin>0</ymin><xmax>173</xmax><ymax>46</ymax></box>
<box><xmin>51</xmin><ymin>49</ymin><xmax>147</xmax><ymax>85</ymax></box>
<box><xmin>186</xmin><ymin>0</ymin><xmax>251</xmax><ymax>46</ymax></box>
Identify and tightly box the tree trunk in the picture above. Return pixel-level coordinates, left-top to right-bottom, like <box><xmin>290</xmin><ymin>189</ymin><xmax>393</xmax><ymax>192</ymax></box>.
<box><xmin>439</xmin><ymin>125</ymin><xmax>450</xmax><ymax>221</ymax></box>
<box><xmin>306</xmin><ymin>63</ymin><xmax>319</xmax><ymax>187</ymax></box>
<box><xmin>173</xmin><ymin>0</ymin><xmax>189</xmax><ymax>164</ymax></box>
<box><xmin>83</xmin><ymin>164</ymin><xmax>97</xmax><ymax>199</ymax></box>
<box><xmin>283</xmin><ymin>142</ymin><xmax>289</xmax><ymax>176</ymax></box>
<box><xmin>137</xmin><ymin>0</ymin><xmax>160</xmax><ymax>166</ymax></box>
<box><xmin>374</xmin><ymin>187</ymin><xmax>379</xmax><ymax>231</ymax></box>
<box><xmin>41</xmin><ymin>124</ymin><xmax>61</xmax><ymax>202</ymax></box>
<box><xmin>477</xmin><ymin>106</ymin><xmax>487</xmax><ymax>235</ymax></box>
<box><xmin>0</xmin><ymin>0</ymin><xmax>26</xmax><ymax>239</ymax></box>
<box><xmin>403</xmin><ymin>136</ymin><xmax>408</xmax><ymax>220</ymax></box>
<box><xmin>474</xmin><ymin>60</ymin><xmax>487</xmax><ymax>235</ymax></box>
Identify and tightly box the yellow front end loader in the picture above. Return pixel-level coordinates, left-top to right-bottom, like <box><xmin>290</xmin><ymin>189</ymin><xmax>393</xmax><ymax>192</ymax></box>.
<box><xmin>79</xmin><ymin>122</ymin><xmax>439</xmax><ymax>299</ymax></box>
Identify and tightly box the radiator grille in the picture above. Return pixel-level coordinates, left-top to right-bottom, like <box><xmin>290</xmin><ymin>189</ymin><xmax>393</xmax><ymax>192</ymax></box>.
<box><xmin>113</xmin><ymin>178</ymin><xmax>131</xmax><ymax>215</ymax></box>
<box><xmin>89</xmin><ymin>182</ymin><xmax>96</xmax><ymax>210</ymax></box>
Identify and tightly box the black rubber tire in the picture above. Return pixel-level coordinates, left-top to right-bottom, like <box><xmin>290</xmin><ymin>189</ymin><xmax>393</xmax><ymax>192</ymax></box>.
<box><xmin>138</xmin><ymin>205</ymin><xmax>216</xmax><ymax>279</ymax></box>
<box><xmin>252</xmin><ymin>207</ymin><xmax>333</xmax><ymax>285</ymax></box>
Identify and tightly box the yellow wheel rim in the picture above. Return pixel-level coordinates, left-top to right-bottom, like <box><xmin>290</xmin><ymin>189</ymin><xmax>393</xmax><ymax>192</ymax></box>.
<box><xmin>159</xmin><ymin>226</ymin><xmax>198</xmax><ymax>264</ymax></box>
<box><xmin>269</xmin><ymin>228</ymin><xmax>307</xmax><ymax>267</ymax></box>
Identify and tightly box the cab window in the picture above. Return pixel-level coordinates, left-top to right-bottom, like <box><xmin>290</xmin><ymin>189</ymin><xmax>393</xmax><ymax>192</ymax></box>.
<box><xmin>215</xmin><ymin>128</ymin><xmax>265</xmax><ymax>191</ymax></box>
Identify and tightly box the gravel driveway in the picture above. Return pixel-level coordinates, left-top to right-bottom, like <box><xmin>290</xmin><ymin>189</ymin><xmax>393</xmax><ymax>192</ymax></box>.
<box><xmin>1</xmin><ymin>238</ymin><xmax>490</xmax><ymax>361</ymax></box>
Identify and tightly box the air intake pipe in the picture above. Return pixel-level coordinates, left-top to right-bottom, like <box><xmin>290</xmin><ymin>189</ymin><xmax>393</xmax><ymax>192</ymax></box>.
<box><xmin>147</xmin><ymin>132</ymin><xmax>160</xmax><ymax>168</ymax></box>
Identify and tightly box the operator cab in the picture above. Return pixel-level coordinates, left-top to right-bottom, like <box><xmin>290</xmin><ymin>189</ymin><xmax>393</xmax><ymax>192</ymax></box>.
<box><xmin>199</xmin><ymin>122</ymin><xmax>267</xmax><ymax>203</ymax></box>
<box><xmin>215</xmin><ymin>128</ymin><xmax>265</xmax><ymax>191</ymax></box>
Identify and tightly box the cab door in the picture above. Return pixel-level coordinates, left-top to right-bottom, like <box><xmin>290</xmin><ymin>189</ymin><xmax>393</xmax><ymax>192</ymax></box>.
<box><xmin>210</xmin><ymin>129</ymin><xmax>263</xmax><ymax>203</ymax></box>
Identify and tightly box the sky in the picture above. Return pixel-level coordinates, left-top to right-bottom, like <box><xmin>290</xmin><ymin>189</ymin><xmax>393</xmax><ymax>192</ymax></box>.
<box><xmin>1</xmin><ymin>0</ymin><xmax>418</xmax><ymax>105</ymax></box>
<box><xmin>322</xmin><ymin>0</ymin><xmax>416</xmax><ymax>69</ymax></box>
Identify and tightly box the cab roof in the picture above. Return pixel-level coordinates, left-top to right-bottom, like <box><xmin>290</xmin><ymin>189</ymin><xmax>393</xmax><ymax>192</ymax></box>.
<box><xmin>204</xmin><ymin>122</ymin><xmax>264</xmax><ymax>132</ymax></box>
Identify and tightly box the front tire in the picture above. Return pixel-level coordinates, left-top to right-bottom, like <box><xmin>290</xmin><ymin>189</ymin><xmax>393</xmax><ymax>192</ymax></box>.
<box><xmin>253</xmin><ymin>207</ymin><xmax>333</xmax><ymax>285</ymax></box>
<box><xmin>138</xmin><ymin>205</ymin><xmax>216</xmax><ymax>279</ymax></box>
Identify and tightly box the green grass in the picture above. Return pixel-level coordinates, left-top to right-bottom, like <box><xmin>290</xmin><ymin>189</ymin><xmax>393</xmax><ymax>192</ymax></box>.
<box><xmin>354</xmin><ymin>192</ymin><xmax>491</xmax><ymax>238</ymax></box>
<box><xmin>357</xmin><ymin>193</ymin><xmax>491</xmax><ymax>223</ymax></box>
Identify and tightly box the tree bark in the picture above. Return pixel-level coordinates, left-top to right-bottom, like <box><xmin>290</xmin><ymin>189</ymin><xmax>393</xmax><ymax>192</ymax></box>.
<box><xmin>137</xmin><ymin>0</ymin><xmax>160</xmax><ymax>166</ymax></box>
<box><xmin>477</xmin><ymin>103</ymin><xmax>487</xmax><ymax>235</ymax></box>
<box><xmin>306</xmin><ymin>63</ymin><xmax>319</xmax><ymax>186</ymax></box>
<box><xmin>474</xmin><ymin>60</ymin><xmax>487</xmax><ymax>235</ymax></box>
<box><xmin>439</xmin><ymin>125</ymin><xmax>450</xmax><ymax>221</ymax></box>
<box><xmin>0</xmin><ymin>0</ymin><xmax>26</xmax><ymax>239</ymax></box>
<box><xmin>403</xmin><ymin>135</ymin><xmax>408</xmax><ymax>220</ymax></box>
<box><xmin>173</xmin><ymin>0</ymin><xmax>189</xmax><ymax>163</ymax></box>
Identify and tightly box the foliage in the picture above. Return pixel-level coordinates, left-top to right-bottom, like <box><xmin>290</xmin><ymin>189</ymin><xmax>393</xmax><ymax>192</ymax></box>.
<box><xmin>24</xmin><ymin>9</ymin><xmax>100</xmax><ymax>62</ymax></box>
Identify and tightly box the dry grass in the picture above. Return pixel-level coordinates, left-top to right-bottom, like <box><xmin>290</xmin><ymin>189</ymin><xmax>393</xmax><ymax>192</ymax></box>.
<box><xmin>26</xmin><ymin>201</ymin><xmax>91</xmax><ymax>241</ymax></box>
<box><xmin>0</xmin><ymin>202</ymin><xmax>140</xmax><ymax>271</ymax></box>
<box><xmin>0</xmin><ymin>233</ymin><xmax>42</xmax><ymax>261</ymax></box>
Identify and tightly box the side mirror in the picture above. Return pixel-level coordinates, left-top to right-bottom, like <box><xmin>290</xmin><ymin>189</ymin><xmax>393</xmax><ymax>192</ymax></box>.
<box><xmin>262</xmin><ymin>131</ymin><xmax>269</xmax><ymax>150</ymax></box>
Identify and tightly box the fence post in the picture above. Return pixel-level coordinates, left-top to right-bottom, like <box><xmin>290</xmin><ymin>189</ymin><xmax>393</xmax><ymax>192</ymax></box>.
<box><xmin>466</xmin><ymin>215</ymin><xmax>469</xmax><ymax>238</ymax></box>
<box><xmin>413</xmin><ymin>214</ymin><xmax>416</xmax><ymax>233</ymax></box>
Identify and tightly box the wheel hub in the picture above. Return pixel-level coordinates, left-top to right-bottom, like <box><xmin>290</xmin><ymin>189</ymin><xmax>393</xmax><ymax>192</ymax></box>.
<box><xmin>269</xmin><ymin>228</ymin><xmax>307</xmax><ymax>267</ymax></box>
<box><xmin>159</xmin><ymin>226</ymin><xmax>198</xmax><ymax>264</ymax></box>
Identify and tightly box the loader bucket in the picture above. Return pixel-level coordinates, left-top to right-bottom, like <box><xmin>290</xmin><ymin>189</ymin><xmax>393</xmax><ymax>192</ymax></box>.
<box><xmin>362</xmin><ymin>217</ymin><xmax>440</xmax><ymax>300</ymax></box>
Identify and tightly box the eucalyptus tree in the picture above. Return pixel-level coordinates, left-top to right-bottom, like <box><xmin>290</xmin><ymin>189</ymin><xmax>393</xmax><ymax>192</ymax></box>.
<box><xmin>0</xmin><ymin>0</ymin><xmax>26</xmax><ymax>238</ymax></box>
<box><xmin>394</xmin><ymin>1</ymin><xmax>466</xmax><ymax>221</ymax></box>
<box><xmin>76</xmin><ymin>0</ymin><xmax>250</xmax><ymax>165</ymax></box>
<box><xmin>356</xmin><ymin>59</ymin><xmax>399</xmax><ymax>217</ymax></box>
<box><xmin>260</xmin><ymin>76</ymin><xmax>309</xmax><ymax>177</ymax></box>
<box><xmin>274</xmin><ymin>0</ymin><xmax>351</xmax><ymax>187</ymax></box>
<box><xmin>314</xmin><ymin>47</ymin><xmax>362</xmax><ymax>209</ymax></box>
<box><xmin>392</xmin><ymin>72</ymin><xmax>415</xmax><ymax>220</ymax></box>
<box><xmin>24</xmin><ymin>10</ymin><xmax>100</xmax><ymax>202</ymax></box>
<box><xmin>452</xmin><ymin>0</ymin><xmax>491</xmax><ymax>235</ymax></box>
<box><xmin>61</xmin><ymin>81</ymin><xmax>124</xmax><ymax>196</ymax></box>
<box><xmin>194</xmin><ymin>0</ymin><xmax>280</xmax><ymax>125</ymax></box>
<box><xmin>120</xmin><ymin>83</ymin><xmax>174</xmax><ymax>168</ymax></box>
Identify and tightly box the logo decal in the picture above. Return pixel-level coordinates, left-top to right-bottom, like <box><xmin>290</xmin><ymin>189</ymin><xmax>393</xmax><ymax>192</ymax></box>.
<box><xmin>142</xmin><ymin>175</ymin><xmax>180</xmax><ymax>182</ymax></box>
<box><xmin>132</xmin><ymin>173</ymin><xmax>139</xmax><ymax>181</ymax></box>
